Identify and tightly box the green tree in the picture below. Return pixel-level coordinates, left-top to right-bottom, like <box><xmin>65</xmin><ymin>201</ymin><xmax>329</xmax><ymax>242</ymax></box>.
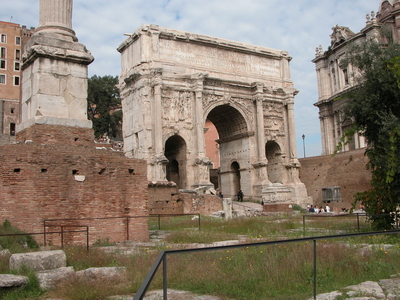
<box><xmin>87</xmin><ymin>75</ymin><xmax>122</xmax><ymax>138</ymax></box>
<box><xmin>342</xmin><ymin>40</ymin><xmax>400</xmax><ymax>230</ymax></box>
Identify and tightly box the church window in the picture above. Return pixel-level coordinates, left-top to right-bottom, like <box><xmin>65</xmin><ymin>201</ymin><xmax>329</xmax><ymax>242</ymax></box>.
<box><xmin>1</xmin><ymin>34</ymin><xmax>6</xmax><ymax>43</ymax></box>
<box><xmin>13</xmin><ymin>76</ymin><xmax>20</xmax><ymax>86</ymax></box>
<box><xmin>0</xmin><ymin>74</ymin><xmax>5</xmax><ymax>84</ymax></box>
<box><xmin>343</xmin><ymin>68</ymin><xmax>349</xmax><ymax>85</ymax></box>
<box><xmin>15</xmin><ymin>49</ymin><xmax>20</xmax><ymax>60</ymax></box>
<box><xmin>15</xmin><ymin>36</ymin><xmax>21</xmax><ymax>45</ymax></box>
<box><xmin>0</xmin><ymin>60</ymin><xmax>5</xmax><ymax>69</ymax></box>
<box><xmin>14</xmin><ymin>61</ymin><xmax>20</xmax><ymax>71</ymax></box>
<box><xmin>0</xmin><ymin>47</ymin><xmax>5</xmax><ymax>58</ymax></box>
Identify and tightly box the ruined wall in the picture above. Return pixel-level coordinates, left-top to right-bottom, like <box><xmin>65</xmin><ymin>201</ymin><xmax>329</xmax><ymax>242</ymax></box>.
<box><xmin>181</xmin><ymin>194</ymin><xmax>223</xmax><ymax>215</ymax></box>
<box><xmin>147</xmin><ymin>183</ymin><xmax>222</xmax><ymax>215</ymax></box>
<box><xmin>0</xmin><ymin>142</ymin><xmax>149</xmax><ymax>245</ymax></box>
<box><xmin>147</xmin><ymin>183</ymin><xmax>181</xmax><ymax>214</ymax></box>
<box><xmin>299</xmin><ymin>148</ymin><xmax>371</xmax><ymax>212</ymax></box>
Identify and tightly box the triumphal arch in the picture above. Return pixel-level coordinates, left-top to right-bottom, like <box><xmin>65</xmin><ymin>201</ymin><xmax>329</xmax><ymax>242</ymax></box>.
<box><xmin>118</xmin><ymin>24</ymin><xmax>308</xmax><ymax>205</ymax></box>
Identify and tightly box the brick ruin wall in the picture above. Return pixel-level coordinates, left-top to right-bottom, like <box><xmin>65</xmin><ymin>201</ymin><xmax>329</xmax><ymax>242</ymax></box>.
<box><xmin>147</xmin><ymin>183</ymin><xmax>223</xmax><ymax>215</ymax></box>
<box><xmin>299</xmin><ymin>148</ymin><xmax>372</xmax><ymax>212</ymax></box>
<box><xmin>0</xmin><ymin>143</ymin><xmax>149</xmax><ymax>245</ymax></box>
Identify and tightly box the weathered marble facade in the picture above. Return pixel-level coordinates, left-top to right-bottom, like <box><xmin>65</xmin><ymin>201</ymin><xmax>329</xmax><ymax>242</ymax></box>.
<box><xmin>118</xmin><ymin>25</ymin><xmax>309</xmax><ymax>205</ymax></box>
<box><xmin>313</xmin><ymin>0</ymin><xmax>400</xmax><ymax>155</ymax></box>
<box><xmin>17</xmin><ymin>0</ymin><xmax>93</xmax><ymax>137</ymax></box>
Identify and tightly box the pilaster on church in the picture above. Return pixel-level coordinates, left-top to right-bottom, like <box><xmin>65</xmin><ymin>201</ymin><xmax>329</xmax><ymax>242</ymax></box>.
<box><xmin>17</xmin><ymin>0</ymin><xmax>94</xmax><ymax>146</ymax></box>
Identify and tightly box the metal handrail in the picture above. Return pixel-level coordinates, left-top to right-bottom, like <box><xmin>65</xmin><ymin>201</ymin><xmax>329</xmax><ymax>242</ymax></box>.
<box><xmin>0</xmin><ymin>227</ymin><xmax>89</xmax><ymax>251</ymax></box>
<box><xmin>132</xmin><ymin>229</ymin><xmax>400</xmax><ymax>300</ymax></box>
<box><xmin>43</xmin><ymin>213</ymin><xmax>201</xmax><ymax>245</ymax></box>
<box><xmin>303</xmin><ymin>212</ymin><xmax>399</xmax><ymax>233</ymax></box>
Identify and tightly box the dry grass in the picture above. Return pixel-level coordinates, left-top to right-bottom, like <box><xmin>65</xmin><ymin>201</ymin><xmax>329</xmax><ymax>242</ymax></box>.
<box><xmin>1</xmin><ymin>214</ymin><xmax>400</xmax><ymax>299</ymax></box>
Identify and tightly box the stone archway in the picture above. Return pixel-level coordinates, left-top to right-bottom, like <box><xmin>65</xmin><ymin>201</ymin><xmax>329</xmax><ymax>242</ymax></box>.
<box><xmin>206</xmin><ymin>104</ymin><xmax>250</xmax><ymax>197</ymax></box>
<box><xmin>230</xmin><ymin>161</ymin><xmax>241</xmax><ymax>197</ymax></box>
<box><xmin>118</xmin><ymin>24</ymin><xmax>309</xmax><ymax>205</ymax></box>
<box><xmin>165</xmin><ymin>135</ymin><xmax>187</xmax><ymax>189</ymax></box>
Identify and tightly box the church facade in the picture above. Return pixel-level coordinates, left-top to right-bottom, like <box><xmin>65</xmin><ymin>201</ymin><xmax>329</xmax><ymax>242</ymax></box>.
<box><xmin>313</xmin><ymin>0</ymin><xmax>400</xmax><ymax>155</ymax></box>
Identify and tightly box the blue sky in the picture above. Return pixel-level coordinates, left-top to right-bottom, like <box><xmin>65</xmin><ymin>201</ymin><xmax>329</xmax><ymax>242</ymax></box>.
<box><xmin>2</xmin><ymin>0</ymin><xmax>380</xmax><ymax>157</ymax></box>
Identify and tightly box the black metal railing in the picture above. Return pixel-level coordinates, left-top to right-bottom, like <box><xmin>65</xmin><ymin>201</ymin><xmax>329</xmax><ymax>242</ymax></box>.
<box><xmin>43</xmin><ymin>214</ymin><xmax>201</xmax><ymax>245</ymax></box>
<box><xmin>132</xmin><ymin>229</ymin><xmax>400</xmax><ymax>300</ymax></box>
<box><xmin>0</xmin><ymin>227</ymin><xmax>89</xmax><ymax>251</ymax></box>
<box><xmin>303</xmin><ymin>213</ymin><xmax>400</xmax><ymax>233</ymax></box>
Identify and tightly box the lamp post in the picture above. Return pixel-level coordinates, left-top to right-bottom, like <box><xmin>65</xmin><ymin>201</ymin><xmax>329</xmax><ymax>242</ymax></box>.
<box><xmin>302</xmin><ymin>134</ymin><xmax>306</xmax><ymax>158</ymax></box>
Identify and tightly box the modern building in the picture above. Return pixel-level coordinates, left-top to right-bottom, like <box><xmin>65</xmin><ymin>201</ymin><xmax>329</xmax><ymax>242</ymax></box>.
<box><xmin>0</xmin><ymin>21</ymin><xmax>35</xmax><ymax>146</ymax></box>
<box><xmin>312</xmin><ymin>0</ymin><xmax>400</xmax><ymax>155</ymax></box>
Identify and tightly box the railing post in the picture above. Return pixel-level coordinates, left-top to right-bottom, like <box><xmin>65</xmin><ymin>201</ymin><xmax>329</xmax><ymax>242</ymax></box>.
<box><xmin>198</xmin><ymin>214</ymin><xmax>201</xmax><ymax>231</ymax></box>
<box><xmin>163</xmin><ymin>255</ymin><xmax>168</xmax><ymax>300</ymax></box>
<box><xmin>86</xmin><ymin>226</ymin><xmax>89</xmax><ymax>252</ymax></box>
<box><xmin>313</xmin><ymin>239</ymin><xmax>317</xmax><ymax>299</ymax></box>
<box><xmin>61</xmin><ymin>226</ymin><xmax>64</xmax><ymax>249</ymax></box>
<box><xmin>43</xmin><ymin>220</ymin><xmax>46</xmax><ymax>246</ymax></box>
<box><xmin>126</xmin><ymin>217</ymin><xmax>130</xmax><ymax>241</ymax></box>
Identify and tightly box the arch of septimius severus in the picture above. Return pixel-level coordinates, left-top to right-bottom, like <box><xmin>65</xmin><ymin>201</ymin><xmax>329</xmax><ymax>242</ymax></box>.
<box><xmin>118</xmin><ymin>25</ymin><xmax>309</xmax><ymax>206</ymax></box>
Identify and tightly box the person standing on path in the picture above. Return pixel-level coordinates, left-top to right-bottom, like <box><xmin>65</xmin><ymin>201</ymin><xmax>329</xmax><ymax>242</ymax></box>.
<box><xmin>237</xmin><ymin>189</ymin><xmax>244</xmax><ymax>202</ymax></box>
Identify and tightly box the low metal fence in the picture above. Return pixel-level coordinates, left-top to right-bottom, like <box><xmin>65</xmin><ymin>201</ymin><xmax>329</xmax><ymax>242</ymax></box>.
<box><xmin>132</xmin><ymin>229</ymin><xmax>400</xmax><ymax>300</ymax></box>
<box><xmin>0</xmin><ymin>227</ymin><xmax>89</xmax><ymax>251</ymax></box>
<box><xmin>303</xmin><ymin>213</ymin><xmax>400</xmax><ymax>233</ymax></box>
<box><xmin>43</xmin><ymin>214</ymin><xmax>201</xmax><ymax>246</ymax></box>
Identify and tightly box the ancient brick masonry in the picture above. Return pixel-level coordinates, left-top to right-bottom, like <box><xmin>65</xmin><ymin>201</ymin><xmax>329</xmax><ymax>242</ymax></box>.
<box><xmin>0</xmin><ymin>140</ymin><xmax>149</xmax><ymax>245</ymax></box>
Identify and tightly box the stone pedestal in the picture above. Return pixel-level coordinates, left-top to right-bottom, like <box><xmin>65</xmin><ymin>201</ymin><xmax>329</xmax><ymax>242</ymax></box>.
<box><xmin>17</xmin><ymin>0</ymin><xmax>94</xmax><ymax>146</ymax></box>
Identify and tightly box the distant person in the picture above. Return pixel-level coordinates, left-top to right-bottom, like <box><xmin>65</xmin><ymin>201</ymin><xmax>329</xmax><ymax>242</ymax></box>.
<box><xmin>325</xmin><ymin>205</ymin><xmax>331</xmax><ymax>213</ymax></box>
<box><xmin>237</xmin><ymin>189</ymin><xmax>244</xmax><ymax>202</ymax></box>
<box><xmin>218</xmin><ymin>190</ymin><xmax>223</xmax><ymax>198</ymax></box>
<box><xmin>315</xmin><ymin>206</ymin><xmax>320</xmax><ymax>213</ymax></box>
<box><xmin>309</xmin><ymin>205</ymin><xmax>315</xmax><ymax>213</ymax></box>
<box><xmin>320</xmin><ymin>206</ymin><xmax>325</xmax><ymax>213</ymax></box>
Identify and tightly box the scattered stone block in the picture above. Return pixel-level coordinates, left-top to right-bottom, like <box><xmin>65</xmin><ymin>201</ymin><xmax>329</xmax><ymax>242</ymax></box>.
<box><xmin>9</xmin><ymin>250</ymin><xmax>67</xmax><ymax>271</ymax></box>
<box><xmin>76</xmin><ymin>267</ymin><xmax>127</xmax><ymax>281</ymax></box>
<box><xmin>0</xmin><ymin>274</ymin><xmax>28</xmax><ymax>288</ymax></box>
<box><xmin>0</xmin><ymin>249</ymin><xmax>11</xmax><ymax>257</ymax></box>
<box><xmin>345</xmin><ymin>281</ymin><xmax>386</xmax><ymax>299</ymax></box>
<box><xmin>36</xmin><ymin>266</ymin><xmax>75</xmax><ymax>290</ymax></box>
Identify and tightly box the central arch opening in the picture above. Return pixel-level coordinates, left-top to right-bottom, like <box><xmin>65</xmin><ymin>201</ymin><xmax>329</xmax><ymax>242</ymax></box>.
<box><xmin>205</xmin><ymin>104</ymin><xmax>250</xmax><ymax>197</ymax></box>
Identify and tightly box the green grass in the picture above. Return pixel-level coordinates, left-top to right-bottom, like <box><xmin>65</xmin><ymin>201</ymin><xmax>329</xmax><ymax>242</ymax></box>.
<box><xmin>1</xmin><ymin>215</ymin><xmax>400</xmax><ymax>299</ymax></box>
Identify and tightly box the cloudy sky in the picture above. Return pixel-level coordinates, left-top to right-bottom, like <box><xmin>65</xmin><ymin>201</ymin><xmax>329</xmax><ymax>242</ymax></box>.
<box><xmin>2</xmin><ymin>0</ymin><xmax>380</xmax><ymax>157</ymax></box>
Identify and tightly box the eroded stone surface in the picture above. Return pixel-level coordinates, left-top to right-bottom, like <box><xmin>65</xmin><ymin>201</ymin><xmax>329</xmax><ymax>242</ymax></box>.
<box><xmin>36</xmin><ymin>266</ymin><xmax>75</xmax><ymax>290</ymax></box>
<box><xmin>9</xmin><ymin>250</ymin><xmax>67</xmax><ymax>272</ymax></box>
<box><xmin>0</xmin><ymin>274</ymin><xmax>28</xmax><ymax>288</ymax></box>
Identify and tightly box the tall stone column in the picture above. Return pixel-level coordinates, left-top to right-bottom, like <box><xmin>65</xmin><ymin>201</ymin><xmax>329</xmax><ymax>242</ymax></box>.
<box><xmin>17</xmin><ymin>0</ymin><xmax>94</xmax><ymax>146</ymax></box>
<box><xmin>252</xmin><ymin>82</ymin><xmax>270</xmax><ymax>194</ymax></box>
<box><xmin>38</xmin><ymin>0</ymin><xmax>76</xmax><ymax>41</ymax></box>
<box><xmin>192</xmin><ymin>74</ymin><xmax>212</xmax><ymax>188</ymax></box>
<box><xmin>150</xmin><ymin>70</ymin><xmax>168</xmax><ymax>182</ymax></box>
<box><xmin>286</xmin><ymin>99</ymin><xmax>299</xmax><ymax>164</ymax></box>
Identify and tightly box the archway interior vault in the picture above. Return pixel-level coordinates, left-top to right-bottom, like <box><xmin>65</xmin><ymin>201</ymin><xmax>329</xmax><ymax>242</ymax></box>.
<box><xmin>206</xmin><ymin>104</ymin><xmax>248</xmax><ymax>142</ymax></box>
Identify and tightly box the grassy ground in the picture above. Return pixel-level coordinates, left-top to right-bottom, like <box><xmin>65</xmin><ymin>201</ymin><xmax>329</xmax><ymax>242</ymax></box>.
<box><xmin>0</xmin><ymin>213</ymin><xmax>399</xmax><ymax>299</ymax></box>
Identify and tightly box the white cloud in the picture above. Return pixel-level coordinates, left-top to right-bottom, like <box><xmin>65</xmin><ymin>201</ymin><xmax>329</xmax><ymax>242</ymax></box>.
<box><xmin>2</xmin><ymin>0</ymin><xmax>380</xmax><ymax>156</ymax></box>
